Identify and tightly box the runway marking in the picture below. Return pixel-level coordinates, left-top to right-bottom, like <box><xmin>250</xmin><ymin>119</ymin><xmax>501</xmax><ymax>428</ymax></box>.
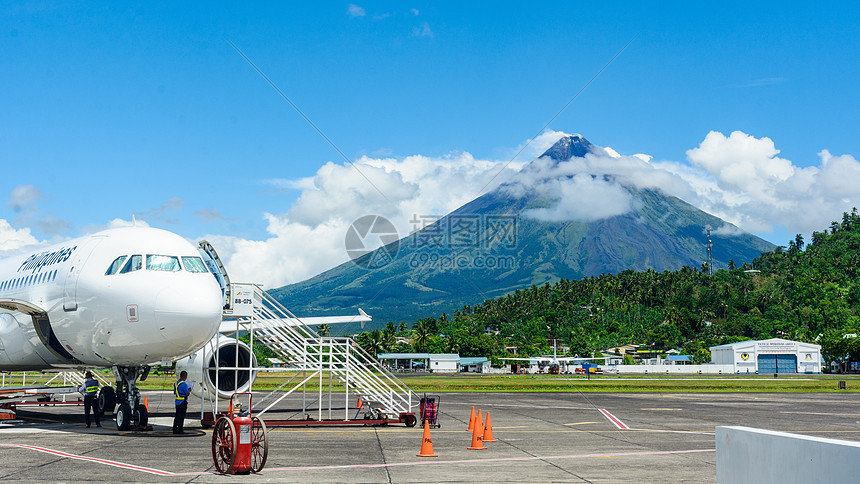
<box><xmin>0</xmin><ymin>443</ymin><xmax>173</xmax><ymax>476</ymax></box>
<box><xmin>564</xmin><ymin>421</ymin><xmax>599</xmax><ymax>426</ymax></box>
<box><xmin>0</xmin><ymin>442</ymin><xmax>716</xmax><ymax>476</ymax></box>
<box><xmin>780</xmin><ymin>411</ymin><xmax>860</xmax><ymax>417</ymax></box>
<box><xmin>598</xmin><ymin>409</ymin><xmax>630</xmax><ymax>430</ymax></box>
<box><xmin>448</xmin><ymin>402</ymin><xmax>596</xmax><ymax>410</ymax></box>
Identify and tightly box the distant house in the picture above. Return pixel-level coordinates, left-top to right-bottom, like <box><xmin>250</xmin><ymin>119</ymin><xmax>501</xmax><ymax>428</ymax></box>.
<box><xmin>377</xmin><ymin>353</ymin><xmax>461</xmax><ymax>373</ymax></box>
<box><xmin>666</xmin><ymin>355</ymin><xmax>692</xmax><ymax>365</ymax></box>
<box><xmin>429</xmin><ymin>354</ymin><xmax>460</xmax><ymax>373</ymax></box>
<box><xmin>267</xmin><ymin>357</ymin><xmax>285</xmax><ymax>368</ymax></box>
<box><xmin>460</xmin><ymin>357</ymin><xmax>491</xmax><ymax>373</ymax></box>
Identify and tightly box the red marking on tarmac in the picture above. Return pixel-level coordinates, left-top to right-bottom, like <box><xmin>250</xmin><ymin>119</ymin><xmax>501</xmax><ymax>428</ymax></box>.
<box><xmin>0</xmin><ymin>443</ymin><xmax>174</xmax><ymax>476</ymax></box>
<box><xmin>598</xmin><ymin>409</ymin><xmax>630</xmax><ymax>429</ymax></box>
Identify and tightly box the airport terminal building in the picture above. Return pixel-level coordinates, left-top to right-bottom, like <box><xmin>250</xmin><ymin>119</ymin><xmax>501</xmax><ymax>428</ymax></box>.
<box><xmin>710</xmin><ymin>338</ymin><xmax>821</xmax><ymax>374</ymax></box>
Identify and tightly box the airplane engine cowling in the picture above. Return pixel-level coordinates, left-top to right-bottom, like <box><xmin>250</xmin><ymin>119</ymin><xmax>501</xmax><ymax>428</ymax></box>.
<box><xmin>174</xmin><ymin>336</ymin><xmax>257</xmax><ymax>399</ymax></box>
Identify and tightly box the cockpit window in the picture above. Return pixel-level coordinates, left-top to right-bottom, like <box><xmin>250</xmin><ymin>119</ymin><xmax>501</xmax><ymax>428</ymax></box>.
<box><xmin>146</xmin><ymin>254</ymin><xmax>181</xmax><ymax>272</ymax></box>
<box><xmin>120</xmin><ymin>254</ymin><xmax>143</xmax><ymax>274</ymax></box>
<box><xmin>105</xmin><ymin>256</ymin><xmax>128</xmax><ymax>275</ymax></box>
<box><xmin>182</xmin><ymin>256</ymin><xmax>208</xmax><ymax>273</ymax></box>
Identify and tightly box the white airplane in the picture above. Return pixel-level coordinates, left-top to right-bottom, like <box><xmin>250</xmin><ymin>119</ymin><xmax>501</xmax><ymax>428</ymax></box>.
<box><xmin>0</xmin><ymin>226</ymin><xmax>224</xmax><ymax>429</ymax></box>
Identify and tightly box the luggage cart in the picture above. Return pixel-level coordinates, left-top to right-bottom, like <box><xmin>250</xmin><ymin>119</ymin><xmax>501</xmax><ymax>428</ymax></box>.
<box><xmin>419</xmin><ymin>394</ymin><xmax>440</xmax><ymax>429</ymax></box>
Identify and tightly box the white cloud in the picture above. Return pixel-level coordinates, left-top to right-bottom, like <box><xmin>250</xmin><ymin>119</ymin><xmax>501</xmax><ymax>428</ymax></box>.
<box><xmin>7</xmin><ymin>184</ymin><xmax>42</xmax><ymax>212</ymax></box>
<box><xmin>680</xmin><ymin>131</ymin><xmax>860</xmax><ymax>236</ymax></box>
<box><xmin>686</xmin><ymin>131</ymin><xmax>795</xmax><ymax>206</ymax></box>
<box><xmin>346</xmin><ymin>4</ymin><xmax>365</xmax><ymax>17</ymax></box>
<box><xmin>522</xmin><ymin>173</ymin><xmax>635</xmax><ymax>222</ymax></box>
<box><xmin>203</xmin><ymin>214</ymin><xmax>348</xmax><ymax>287</ymax></box>
<box><xmin>0</xmin><ymin>219</ymin><xmax>41</xmax><ymax>256</ymax></box>
<box><xmin>214</xmin><ymin>151</ymin><xmax>525</xmax><ymax>287</ymax></box>
<box><xmin>711</xmin><ymin>224</ymin><xmax>745</xmax><ymax>237</ymax></box>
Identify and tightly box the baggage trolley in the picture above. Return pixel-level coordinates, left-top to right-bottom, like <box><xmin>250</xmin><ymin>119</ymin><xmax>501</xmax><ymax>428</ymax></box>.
<box><xmin>419</xmin><ymin>393</ymin><xmax>441</xmax><ymax>429</ymax></box>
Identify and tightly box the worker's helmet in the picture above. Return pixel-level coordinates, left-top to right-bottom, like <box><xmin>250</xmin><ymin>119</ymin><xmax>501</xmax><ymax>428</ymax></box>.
<box><xmin>85</xmin><ymin>371</ymin><xmax>93</xmax><ymax>378</ymax></box>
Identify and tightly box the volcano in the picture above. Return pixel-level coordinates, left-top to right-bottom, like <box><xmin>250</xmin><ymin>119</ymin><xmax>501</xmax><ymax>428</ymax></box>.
<box><xmin>269</xmin><ymin>135</ymin><xmax>775</xmax><ymax>328</ymax></box>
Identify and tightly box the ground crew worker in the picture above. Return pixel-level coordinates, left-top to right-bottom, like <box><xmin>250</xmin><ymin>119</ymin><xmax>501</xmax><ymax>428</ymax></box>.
<box><xmin>78</xmin><ymin>371</ymin><xmax>101</xmax><ymax>428</ymax></box>
<box><xmin>173</xmin><ymin>370</ymin><xmax>190</xmax><ymax>434</ymax></box>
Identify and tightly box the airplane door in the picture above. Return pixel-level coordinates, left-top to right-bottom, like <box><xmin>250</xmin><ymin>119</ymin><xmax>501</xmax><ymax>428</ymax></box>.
<box><xmin>63</xmin><ymin>236</ymin><xmax>105</xmax><ymax>311</ymax></box>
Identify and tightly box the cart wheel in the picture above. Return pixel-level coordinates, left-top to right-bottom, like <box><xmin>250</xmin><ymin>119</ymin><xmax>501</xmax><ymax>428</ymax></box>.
<box><xmin>212</xmin><ymin>417</ymin><xmax>237</xmax><ymax>474</ymax></box>
<box><xmin>250</xmin><ymin>416</ymin><xmax>268</xmax><ymax>473</ymax></box>
<box><xmin>404</xmin><ymin>414</ymin><xmax>417</xmax><ymax>427</ymax></box>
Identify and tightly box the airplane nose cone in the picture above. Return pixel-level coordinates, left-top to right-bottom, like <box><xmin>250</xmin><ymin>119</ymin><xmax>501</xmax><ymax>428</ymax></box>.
<box><xmin>155</xmin><ymin>278</ymin><xmax>223</xmax><ymax>352</ymax></box>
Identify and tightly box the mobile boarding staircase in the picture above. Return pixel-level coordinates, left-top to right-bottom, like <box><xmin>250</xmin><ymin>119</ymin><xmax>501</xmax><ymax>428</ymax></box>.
<box><xmin>207</xmin><ymin>284</ymin><xmax>419</xmax><ymax>427</ymax></box>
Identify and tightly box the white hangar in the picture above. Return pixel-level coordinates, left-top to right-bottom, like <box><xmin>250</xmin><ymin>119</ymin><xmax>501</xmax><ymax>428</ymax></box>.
<box><xmin>710</xmin><ymin>338</ymin><xmax>821</xmax><ymax>374</ymax></box>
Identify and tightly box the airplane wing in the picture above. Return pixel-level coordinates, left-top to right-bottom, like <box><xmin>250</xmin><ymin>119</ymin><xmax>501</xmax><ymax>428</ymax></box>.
<box><xmin>218</xmin><ymin>309</ymin><xmax>372</xmax><ymax>334</ymax></box>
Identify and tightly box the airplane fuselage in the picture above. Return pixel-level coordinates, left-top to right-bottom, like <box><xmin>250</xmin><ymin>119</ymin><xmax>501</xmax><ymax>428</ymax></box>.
<box><xmin>0</xmin><ymin>227</ymin><xmax>223</xmax><ymax>370</ymax></box>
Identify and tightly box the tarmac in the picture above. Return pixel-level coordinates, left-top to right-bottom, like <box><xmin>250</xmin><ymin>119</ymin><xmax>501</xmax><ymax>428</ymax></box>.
<box><xmin>2</xmin><ymin>390</ymin><xmax>860</xmax><ymax>483</ymax></box>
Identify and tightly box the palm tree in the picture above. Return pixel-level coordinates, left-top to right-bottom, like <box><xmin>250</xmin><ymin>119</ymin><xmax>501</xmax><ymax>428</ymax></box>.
<box><xmin>360</xmin><ymin>329</ymin><xmax>387</xmax><ymax>357</ymax></box>
<box><xmin>317</xmin><ymin>324</ymin><xmax>330</xmax><ymax>337</ymax></box>
<box><xmin>412</xmin><ymin>319</ymin><xmax>435</xmax><ymax>352</ymax></box>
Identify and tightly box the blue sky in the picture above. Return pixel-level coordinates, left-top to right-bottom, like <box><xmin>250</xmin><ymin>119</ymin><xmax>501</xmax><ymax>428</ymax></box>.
<box><xmin>2</xmin><ymin>2</ymin><xmax>859</xmax><ymax>286</ymax></box>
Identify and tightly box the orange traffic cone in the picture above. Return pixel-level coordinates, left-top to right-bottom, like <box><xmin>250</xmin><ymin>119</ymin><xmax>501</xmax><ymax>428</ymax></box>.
<box><xmin>468</xmin><ymin>409</ymin><xmax>487</xmax><ymax>450</ymax></box>
<box><xmin>467</xmin><ymin>405</ymin><xmax>475</xmax><ymax>431</ymax></box>
<box><xmin>483</xmin><ymin>411</ymin><xmax>496</xmax><ymax>443</ymax></box>
<box><xmin>357</xmin><ymin>396</ymin><xmax>363</xmax><ymax>409</ymax></box>
<box><xmin>416</xmin><ymin>420</ymin><xmax>438</xmax><ymax>457</ymax></box>
<box><xmin>143</xmin><ymin>395</ymin><xmax>149</xmax><ymax>412</ymax></box>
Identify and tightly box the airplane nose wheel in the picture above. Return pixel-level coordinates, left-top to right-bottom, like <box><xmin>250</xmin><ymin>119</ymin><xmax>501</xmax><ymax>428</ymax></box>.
<box><xmin>116</xmin><ymin>404</ymin><xmax>133</xmax><ymax>430</ymax></box>
<box><xmin>134</xmin><ymin>404</ymin><xmax>149</xmax><ymax>428</ymax></box>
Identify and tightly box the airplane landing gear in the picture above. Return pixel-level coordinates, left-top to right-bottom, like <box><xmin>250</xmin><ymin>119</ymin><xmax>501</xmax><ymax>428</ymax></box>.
<box><xmin>112</xmin><ymin>365</ymin><xmax>150</xmax><ymax>430</ymax></box>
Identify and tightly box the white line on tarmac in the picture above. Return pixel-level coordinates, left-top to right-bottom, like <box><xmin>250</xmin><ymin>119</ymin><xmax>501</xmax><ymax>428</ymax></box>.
<box><xmin>0</xmin><ymin>427</ymin><xmax>64</xmax><ymax>434</ymax></box>
<box><xmin>779</xmin><ymin>411</ymin><xmax>860</xmax><ymax>416</ymax></box>
<box><xmin>251</xmin><ymin>449</ymin><xmax>717</xmax><ymax>474</ymax></box>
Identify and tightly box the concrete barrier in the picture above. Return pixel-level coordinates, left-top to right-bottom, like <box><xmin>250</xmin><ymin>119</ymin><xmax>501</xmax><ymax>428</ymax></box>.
<box><xmin>609</xmin><ymin>364</ymin><xmax>735</xmax><ymax>374</ymax></box>
<box><xmin>716</xmin><ymin>426</ymin><xmax>860</xmax><ymax>483</ymax></box>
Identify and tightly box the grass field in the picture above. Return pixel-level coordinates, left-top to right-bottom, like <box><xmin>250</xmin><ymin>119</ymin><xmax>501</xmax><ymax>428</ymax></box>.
<box><xmin>6</xmin><ymin>371</ymin><xmax>860</xmax><ymax>393</ymax></box>
<box><xmin>146</xmin><ymin>372</ymin><xmax>860</xmax><ymax>393</ymax></box>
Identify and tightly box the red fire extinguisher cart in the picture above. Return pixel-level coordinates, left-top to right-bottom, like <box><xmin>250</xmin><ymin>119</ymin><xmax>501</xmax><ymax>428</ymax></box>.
<box><xmin>211</xmin><ymin>392</ymin><xmax>268</xmax><ymax>474</ymax></box>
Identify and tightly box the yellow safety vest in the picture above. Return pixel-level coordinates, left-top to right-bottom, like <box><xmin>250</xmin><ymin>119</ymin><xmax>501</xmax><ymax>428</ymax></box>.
<box><xmin>174</xmin><ymin>380</ymin><xmax>187</xmax><ymax>401</ymax></box>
